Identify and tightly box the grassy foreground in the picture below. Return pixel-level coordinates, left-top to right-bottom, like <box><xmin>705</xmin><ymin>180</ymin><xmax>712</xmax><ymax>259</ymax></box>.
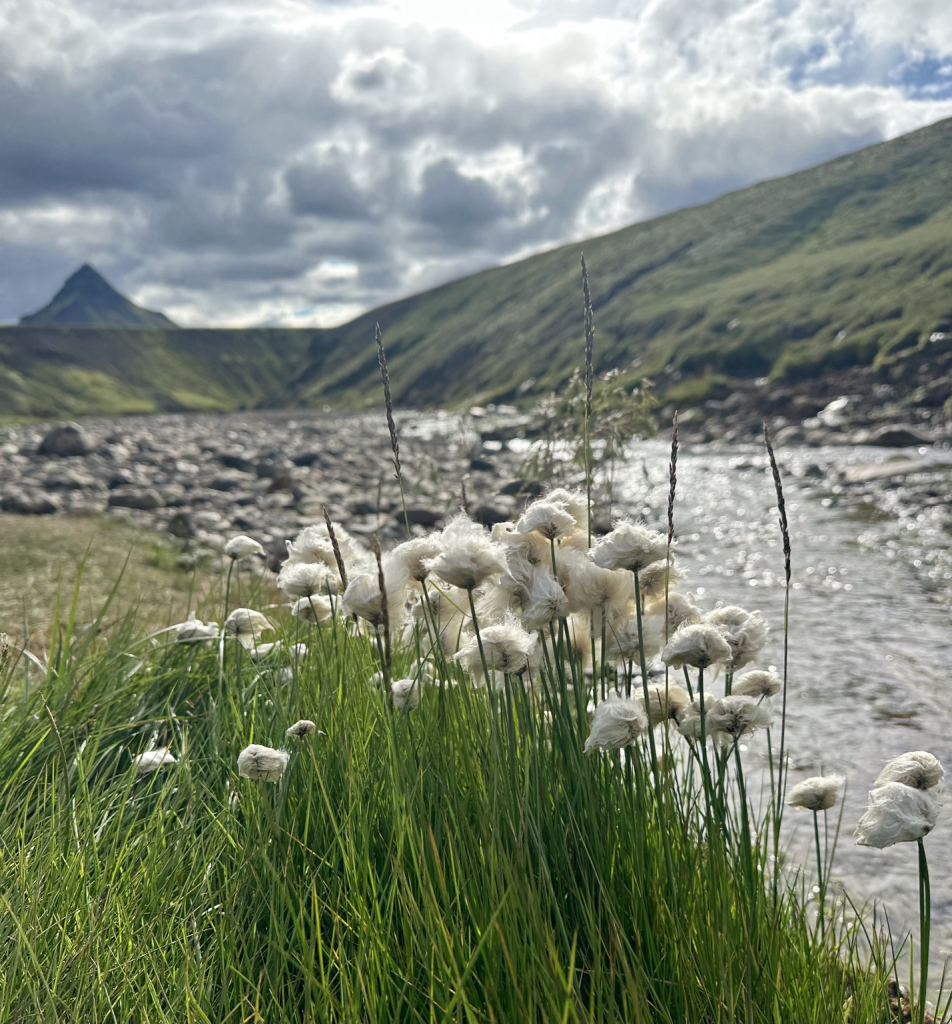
<box><xmin>0</xmin><ymin>574</ymin><xmax>897</xmax><ymax>1024</ymax></box>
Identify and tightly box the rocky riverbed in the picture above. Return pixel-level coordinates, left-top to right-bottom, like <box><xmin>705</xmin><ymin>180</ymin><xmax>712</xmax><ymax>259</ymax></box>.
<box><xmin>0</xmin><ymin>410</ymin><xmax>537</xmax><ymax>569</ymax></box>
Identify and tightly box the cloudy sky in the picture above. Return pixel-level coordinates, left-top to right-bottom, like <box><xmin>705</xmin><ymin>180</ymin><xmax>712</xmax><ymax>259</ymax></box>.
<box><xmin>2</xmin><ymin>0</ymin><xmax>952</xmax><ymax>328</ymax></box>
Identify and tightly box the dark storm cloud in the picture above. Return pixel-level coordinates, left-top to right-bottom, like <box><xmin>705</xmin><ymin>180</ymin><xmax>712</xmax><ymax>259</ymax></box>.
<box><xmin>1</xmin><ymin>0</ymin><xmax>951</xmax><ymax>326</ymax></box>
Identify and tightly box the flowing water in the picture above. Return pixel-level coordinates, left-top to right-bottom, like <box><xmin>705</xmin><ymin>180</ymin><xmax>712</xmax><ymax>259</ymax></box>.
<box><xmin>608</xmin><ymin>438</ymin><xmax>952</xmax><ymax>977</ymax></box>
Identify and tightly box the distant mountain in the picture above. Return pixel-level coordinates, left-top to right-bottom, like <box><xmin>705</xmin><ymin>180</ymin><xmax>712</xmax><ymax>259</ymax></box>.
<box><xmin>4</xmin><ymin>115</ymin><xmax>952</xmax><ymax>419</ymax></box>
<box><xmin>19</xmin><ymin>264</ymin><xmax>177</xmax><ymax>328</ymax></box>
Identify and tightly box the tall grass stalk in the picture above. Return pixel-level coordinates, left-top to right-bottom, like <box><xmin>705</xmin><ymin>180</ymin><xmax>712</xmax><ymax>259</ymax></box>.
<box><xmin>375</xmin><ymin>322</ymin><xmax>411</xmax><ymax>538</ymax></box>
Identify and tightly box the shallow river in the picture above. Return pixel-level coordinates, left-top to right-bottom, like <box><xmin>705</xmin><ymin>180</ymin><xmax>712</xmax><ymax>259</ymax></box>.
<box><xmin>605</xmin><ymin>437</ymin><xmax>952</xmax><ymax>978</ymax></box>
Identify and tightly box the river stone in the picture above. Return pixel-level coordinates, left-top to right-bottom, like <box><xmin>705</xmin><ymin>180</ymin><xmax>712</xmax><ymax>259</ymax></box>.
<box><xmin>217</xmin><ymin>452</ymin><xmax>255</xmax><ymax>472</ymax></box>
<box><xmin>867</xmin><ymin>425</ymin><xmax>934</xmax><ymax>447</ymax></box>
<box><xmin>37</xmin><ymin>422</ymin><xmax>92</xmax><ymax>458</ymax></box>
<box><xmin>166</xmin><ymin>511</ymin><xmax>195</xmax><ymax>539</ymax></box>
<box><xmin>472</xmin><ymin>503</ymin><xmax>510</xmax><ymax>527</ymax></box>
<box><xmin>499</xmin><ymin>479</ymin><xmax>544</xmax><ymax>497</ymax></box>
<box><xmin>291</xmin><ymin>451</ymin><xmax>322</xmax><ymax>467</ymax></box>
<box><xmin>108</xmin><ymin>488</ymin><xmax>165</xmax><ymax>510</ymax></box>
<box><xmin>44</xmin><ymin>467</ymin><xmax>94</xmax><ymax>490</ymax></box>
<box><xmin>1</xmin><ymin>490</ymin><xmax>59</xmax><ymax>514</ymax></box>
<box><xmin>403</xmin><ymin>507</ymin><xmax>443</xmax><ymax>527</ymax></box>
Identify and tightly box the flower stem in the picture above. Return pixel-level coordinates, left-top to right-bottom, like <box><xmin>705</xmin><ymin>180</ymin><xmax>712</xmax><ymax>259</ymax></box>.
<box><xmin>918</xmin><ymin>837</ymin><xmax>931</xmax><ymax>1024</ymax></box>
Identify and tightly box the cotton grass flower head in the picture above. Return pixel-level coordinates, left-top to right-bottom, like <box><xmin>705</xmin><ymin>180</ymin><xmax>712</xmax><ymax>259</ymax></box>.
<box><xmin>223</xmin><ymin>608</ymin><xmax>272</xmax><ymax>642</ymax></box>
<box><xmin>662</xmin><ymin>623</ymin><xmax>732</xmax><ymax>669</ymax></box>
<box><xmin>392</xmin><ymin>677</ymin><xmax>422</xmax><ymax>710</ymax></box>
<box><xmin>519</xmin><ymin>568</ymin><xmax>569</xmax><ymax>632</ymax></box>
<box><xmin>591</xmin><ymin>522</ymin><xmax>668</xmax><ymax>573</ymax></box>
<box><xmin>290</xmin><ymin>594</ymin><xmax>334</xmax><ymax>624</ymax></box>
<box><xmin>425</xmin><ymin>514</ymin><xmax>507</xmax><ymax>590</ymax></box>
<box><xmin>854</xmin><ymin>781</ymin><xmax>940</xmax><ymax>848</ymax></box>
<box><xmin>133</xmin><ymin>747</ymin><xmax>177</xmax><ymax>775</ymax></box>
<box><xmin>647</xmin><ymin>591</ymin><xmax>702</xmax><ymax>639</ymax></box>
<box><xmin>706</xmin><ymin>695</ymin><xmax>774</xmax><ymax>742</ymax></box>
<box><xmin>492</xmin><ymin>520</ymin><xmax>550</xmax><ymax>567</ymax></box>
<box><xmin>341</xmin><ymin>554</ymin><xmax>408</xmax><ymax>628</ymax></box>
<box><xmin>643</xmin><ymin>682</ymin><xmax>691</xmax><ymax>727</ymax></box>
<box><xmin>705</xmin><ymin>605</ymin><xmax>769</xmax><ymax>670</ymax></box>
<box><xmin>874</xmin><ymin>751</ymin><xmax>944</xmax><ymax>791</ymax></box>
<box><xmin>237</xmin><ymin>744</ymin><xmax>290</xmax><ymax>783</ymax></box>
<box><xmin>286</xmin><ymin>719</ymin><xmax>317</xmax><ymax>739</ymax></box>
<box><xmin>558</xmin><ymin>547</ymin><xmax>633</xmax><ymax>618</ymax></box>
<box><xmin>455</xmin><ymin>613</ymin><xmax>538</xmax><ymax>679</ymax></box>
<box><xmin>584</xmin><ymin>696</ymin><xmax>649</xmax><ymax>753</ymax></box>
<box><xmin>175</xmin><ymin>616</ymin><xmax>219</xmax><ymax>643</ymax></box>
<box><xmin>224</xmin><ymin>534</ymin><xmax>265</xmax><ymax>560</ymax></box>
<box><xmin>732</xmin><ymin>669</ymin><xmax>782</xmax><ymax>699</ymax></box>
<box><xmin>391</xmin><ymin>535</ymin><xmax>443</xmax><ymax>583</ymax></box>
<box><xmin>277</xmin><ymin>561</ymin><xmax>335</xmax><ymax>598</ymax></box>
<box><xmin>636</xmin><ymin>560</ymin><xmax>686</xmax><ymax>602</ymax></box>
<box><xmin>605</xmin><ymin>608</ymin><xmax>664</xmax><ymax>662</ymax></box>
<box><xmin>544</xmin><ymin>487</ymin><xmax>589</xmax><ymax>538</ymax></box>
<box><xmin>787</xmin><ymin>775</ymin><xmax>844</xmax><ymax>812</ymax></box>
<box><xmin>515</xmin><ymin>498</ymin><xmax>576</xmax><ymax>540</ymax></box>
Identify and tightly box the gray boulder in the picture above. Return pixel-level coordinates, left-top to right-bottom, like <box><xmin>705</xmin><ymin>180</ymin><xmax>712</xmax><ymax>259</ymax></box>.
<box><xmin>108</xmin><ymin>488</ymin><xmax>165</xmax><ymax>510</ymax></box>
<box><xmin>37</xmin><ymin>422</ymin><xmax>91</xmax><ymax>457</ymax></box>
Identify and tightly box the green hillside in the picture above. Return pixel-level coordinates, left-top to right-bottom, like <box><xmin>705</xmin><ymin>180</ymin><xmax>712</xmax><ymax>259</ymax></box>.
<box><xmin>3</xmin><ymin>115</ymin><xmax>952</xmax><ymax>419</ymax></box>
<box><xmin>20</xmin><ymin>264</ymin><xmax>177</xmax><ymax>329</ymax></box>
<box><xmin>0</xmin><ymin>327</ymin><xmax>313</xmax><ymax>419</ymax></box>
<box><xmin>287</xmin><ymin>115</ymin><xmax>952</xmax><ymax>409</ymax></box>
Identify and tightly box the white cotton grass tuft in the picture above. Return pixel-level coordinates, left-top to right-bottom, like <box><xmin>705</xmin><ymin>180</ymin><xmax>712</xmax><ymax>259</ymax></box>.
<box><xmin>874</xmin><ymin>750</ymin><xmax>944</xmax><ymax>791</ymax></box>
<box><xmin>237</xmin><ymin>744</ymin><xmax>290</xmax><ymax>783</ymax></box>
<box><xmin>290</xmin><ymin>595</ymin><xmax>334</xmax><ymax>624</ymax></box>
<box><xmin>515</xmin><ymin>498</ymin><xmax>577</xmax><ymax>540</ymax></box>
<box><xmin>787</xmin><ymin>774</ymin><xmax>844</xmax><ymax>812</ymax></box>
<box><xmin>277</xmin><ymin>561</ymin><xmax>335</xmax><ymax>598</ymax></box>
<box><xmin>591</xmin><ymin>522</ymin><xmax>668</xmax><ymax>573</ymax></box>
<box><xmin>424</xmin><ymin>514</ymin><xmax>508</xmax><ymax>591</ymax></box>
<box><xmin>224</xmin><ymin>535</ymin><xmax>266</xmax><ymax>560</ymax></box>
<box><xmin>519</xmin><ymin>568</ymin><xmax>569</xmax><ymax>632</ymax></box>
<box><xmin>223</xmin><ymin>608</ymin><xmax>272</xmax><ymax>642</ymax></box>
<box><xmin>635</xmin><ymin>559</ymin><xmax>686</xmax><ymax>602</ymax></box>
<box><xmin>391</xmin><ymin>535</ymin><xmax>444</xmax><ymax>583</ymax></box>
<box><xmin>646</xmin><ymin>591</ymin><xmax>702</xmax><ymax>639</ymax></box>
<box><xmin>705</xmin><ymin>605</ymin><xmax>769</xmax><ymax>671</ymax></box>
<box><xmin>455</xmin><ymin>613</ymin><xmax>538</xmax><ymax>679</ymax></box>
<box><xmin>584</xmin><ymin>696</ymin><xmax>649</xmax><ymax>752</ymax></box>
<box><xmin>732</xmin><ymin>669</ymin><xmax>781</xmax><ymax>699</ymax></box>
<box><xmin>661</xmin><ymin>623</ymin><xmax>731</xmax><ymax>669</ymax></box>
<box><xmin>133</xmin><ymin>747</ymin><xmax>177</xmax><ymax>775</ymax></box>
<box><xmin>643</xmin><ymin>683</ymin><xmax>691</xmax><ymax>727</ymax></box>
<box><xmin>286</xmin><ymin>719</ymin><xmax>317</xmax><ymax>739</ymax></box>
<box><xmin>544</xmin><ymin>487</ymin><xmax>589</xmax><ymax>537</ymax></box>
<box><xmin>854</xmin><ymin>781</ymin><xmax>940</xmax><ymax>848</ymax></box>
<box><xmin>706</xmin><ymin>695</ymin><xmax>774</xmax><ymax>741</ymax></box>
<box><xmin>605</xmin><ymin>609</ymin><xmax>664</xmax><ymax>662</ymax></box>
<box><xmin>341</xmin><ymin>554</ymin><xmax>408</xmax><ymax>628</ymax></box>
<box><xmin>392</xmin><ymin>677</ymin><xmax>422</xmax><ymax>710</ymax></box>
<box><xmin>175</xmin><ymin>616</ymin><xmax>219</xmax><ymax>642</ymax></box>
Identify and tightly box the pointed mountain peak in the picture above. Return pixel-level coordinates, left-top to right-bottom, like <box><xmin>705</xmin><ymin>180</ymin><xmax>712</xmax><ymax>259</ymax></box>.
<box><xmin>20</xmin><ymin>264</ymin><xmax>177</xmax><ymax>328</ymax></box>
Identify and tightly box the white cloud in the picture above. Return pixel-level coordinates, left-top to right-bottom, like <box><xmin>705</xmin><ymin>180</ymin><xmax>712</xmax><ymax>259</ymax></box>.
<box><xmin>1</xmin><ymin>0</ymin><xmax>951</xmax><ymax>326</ymax></box>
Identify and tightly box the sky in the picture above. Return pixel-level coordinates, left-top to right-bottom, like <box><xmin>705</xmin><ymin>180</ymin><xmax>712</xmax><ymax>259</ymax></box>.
<box><xmin>2</xmin><ymin>0</ymin><xmax>952</xmax><ymax>329</ymax></box>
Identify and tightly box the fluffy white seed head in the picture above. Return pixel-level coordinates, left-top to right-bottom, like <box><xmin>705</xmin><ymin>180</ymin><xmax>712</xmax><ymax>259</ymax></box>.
<box><xmin>286</xmin><ymin>719</ymin><xmax>317</xmax><ymax>739</ymax></box>
<box><xmin>646</xmin><ymin>591</ymin><xmax>702</xmax><ymax>639</ymax></box>
<box><xmin>491</xmin><ymin>521</ymin><xmax>551</xmax><ymax>567</ymax></box>
<box><xmin>290</xmin><ymin>595</ymin><xmax>334</xmax><ymax>624</ymax></box>
<box><xmin>662</xmin><ymin>623</ymin><xmax>732</xmax><ymax>669</ymax></box>
<box><xmin>455</xmin><ymin>613</ymin><xmax>538</xmax><ymax>678</ymax></box>
<box><xmin>519</xmin><ymin>568</ymin><xmax>569</xmax><ymax>632</ymax></box>
<box><xmin>544</xmin><ymin>488</ymin><xmax>589</xmax><ymax>539</ymax></box>
<box><xmin>605</xmin><ymin>609</ymin><xmax>664</xmax><ymax>662</ymax></box>
<box><xmin>643</xmin><ymin>683</ymin><xmax>691</xmax><ymax>727</ymax></box>
<box><xmin>284</xmin><ymin>524</ymin><xmax>339</xmax><ymax>569</ymax></box>
<box><xmin>558</xmin><ymin>547</ymin><xmax>634</xmax><ymax>618</ymax></box>
<box><xmin>133</xmin><ymin>747</ymin><xmax>177</xmax><ymax>774</ymax></box>
<box><xmin>223</xmin><ymin>608</ymin><xmax>273</xmax><ymax>641</ymax></box>
<box><xmin>854</xmin><ymin>781</ymin><xmax>940</xmax><ymax>848</ymax></box>
<box><xmin>425</xmin><ymin>514</ymin><xmax>508</xmax><ymax>590</ymax></box>
<box><xmin>635</xmin><ymin>560</ymin><xmax>685</xmax><ymax>602</ymax></box>
<box><xmin>584</xmin><ymin>696</ymin><xmax>649</xmax><ymax>753</ymax></box>
<box><xmin>278</xmin><ymin>561</ymin><xmax>335</xmax><ymax>598</ymax></box>
<box><xmin>515</xmin><ymin>499</ymin><xmax>577</xmax><ymax>541</ymax></box>
<box><xmin>341</xmin><ymin>554</ymin><xmax>408</xmax><ymax>628</ymax></box>
<box><xmin>237</xmin><ymin>744</ymin><xmax>290</xmax><ymax>783</ymax></box>
<box><xmin>874</xmin><ymin>751</ymin><xmax>944</xmax><ymax>791</ymax></box>
<box><xmin>391</xmin><ymin>535</ymin><xmax>444</xmax><ymax>583</ymax></box>
<box><xmin>706</xmin><ymin>695</ymin><xmax>774</xmax><ymax>741</ymax></box>
<box><xmin>591</xmin><ymin>523</ymin><xmax>668</xmax><ymax>573</ymax></box>
<box><xmin>175</xmin><ymin>616</ymin><xmax>219</xmax><ymax>642</ymax></box>
<box><xmin>732</xmin><ymin>669</ymin><xmax>782</xmax><ymax>699</ymax></box>
<box><xmin>224</xmin><ymin>535</ymin><xmax>266</xmax><ymax>560</ymax></box>
<box><xmin>392</xmin><ymin>677</ymin><xmax>422</xmax><ymax>710</ymax></box>
<box><xmin>787</xmin><ymin>775</ymin><xmax>844</xmax><ymax>812</ymax></box>
<box><xmin>705</xmin><ymin>606</ymin><xmax>769</xmax><ymax>670</ymax></box>
<box><xmin>405</xmin><ymin>585</ymin><xmax>469</xmax><ymax>657</ymax></box>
